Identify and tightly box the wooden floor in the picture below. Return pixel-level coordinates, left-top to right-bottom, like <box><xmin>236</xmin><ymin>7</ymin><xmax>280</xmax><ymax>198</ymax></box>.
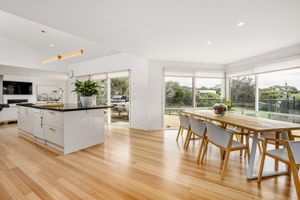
<box><xmin>0</xmin><ymin>124</ymin><xmax>298</xmax><ymax>200</ymax></box>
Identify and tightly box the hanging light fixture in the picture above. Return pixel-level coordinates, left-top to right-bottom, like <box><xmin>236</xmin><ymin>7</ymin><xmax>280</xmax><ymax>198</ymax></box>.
<box><xmin>42</xmin><ymin>49</ymin><xmax>84</xmax><ymax>64</ymax></box>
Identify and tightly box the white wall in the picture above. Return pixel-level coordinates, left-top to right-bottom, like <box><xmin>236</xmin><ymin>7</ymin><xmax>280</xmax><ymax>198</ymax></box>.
<box><xmin>0</xmin><ymin>35</ymin><xmax>67</xmax><ymax>73</ymax></box>
<box><xmin>69</xmin><ymin>53</ymin><xmax>149</xmax><ymax>130</ymax></box>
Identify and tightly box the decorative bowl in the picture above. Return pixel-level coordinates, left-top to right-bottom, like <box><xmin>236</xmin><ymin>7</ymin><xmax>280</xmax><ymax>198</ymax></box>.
<box><xmin>213</xmin><ymin>103</ymin><xmax>227</xmax><ymax>116</ymax></box>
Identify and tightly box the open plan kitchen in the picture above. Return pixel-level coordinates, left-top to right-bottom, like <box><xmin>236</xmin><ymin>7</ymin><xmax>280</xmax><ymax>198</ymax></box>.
<box><xmin>0</xmin><ymin>75</ymin><xmax>112</xmax><ymax>154</ymax></box>
<box><xmin>1</xmin><ymin>2</ymin><xmax>300</xmax><ymax>200</ymax></box>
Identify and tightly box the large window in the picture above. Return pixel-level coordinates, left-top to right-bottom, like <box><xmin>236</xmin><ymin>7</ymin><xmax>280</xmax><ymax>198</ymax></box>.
<box><xmin>229</xmin><ymin>68</ymin><xmax>300</xmax><ymax>123</ymax></box>
<box><xmin>258</xmin><ymin>68</ymin><xmax>300</xmax><ymax>123</ymax></box>
<box><xmin>195</xmin><ymin>78</ymin><xmax>222</xmax><ymax>108</ymax></box>
<box><xmin>164</xmin><ymin>76</ymin><xmax>224</xmax><ymax>128</ymax></box>
<box><xmin>230</xmin><ymin>75</ymin><xmax>256</xmax><ymax>111</ymax></box>
<box><xmin>165</xmin><ymin>77</ymin><xmax>193</xmax><ymax>108</ymax></box>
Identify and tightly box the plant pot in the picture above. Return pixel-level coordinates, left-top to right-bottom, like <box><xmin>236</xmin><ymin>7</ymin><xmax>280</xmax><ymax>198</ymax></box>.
<box><xmin>80</xmin><ymin>96</ymin><xmax>95</xmax><ymax>107</ymax></box>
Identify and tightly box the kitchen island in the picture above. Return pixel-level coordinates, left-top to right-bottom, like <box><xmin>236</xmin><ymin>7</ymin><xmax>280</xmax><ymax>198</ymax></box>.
<box><xmin>17</xmin><ymin>103</ymin><xmax>112</xmax><ymax>154</ymax></box>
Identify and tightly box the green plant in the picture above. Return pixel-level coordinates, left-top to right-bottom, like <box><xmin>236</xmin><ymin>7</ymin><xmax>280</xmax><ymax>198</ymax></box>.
<box><xmin>74</xmin><ymin>79</ymin><xmax>99</xmax><ymax>96</ymax></box>
<box><xmin>223</xmin><ymin>99</ymin><xmax>233</xmax><ymax>110</ymax></box>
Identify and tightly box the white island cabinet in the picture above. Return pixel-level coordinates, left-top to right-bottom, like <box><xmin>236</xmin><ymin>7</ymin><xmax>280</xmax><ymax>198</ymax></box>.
<box><xmin>17</xmin><ymin>104</ymin><xmax>110</xmax><ymax>154</ymax></box>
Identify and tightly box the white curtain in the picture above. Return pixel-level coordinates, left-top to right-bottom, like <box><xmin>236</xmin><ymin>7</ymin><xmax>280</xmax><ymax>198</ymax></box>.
<box><xmin>164</xmin><ymin>67</ymin><xmax>224</xmax><ymax>78</ymax></box>
<box><xmin>226</xmin><ymin>55</ymin><xmax>300</xmax><ymax>78</ymax></box>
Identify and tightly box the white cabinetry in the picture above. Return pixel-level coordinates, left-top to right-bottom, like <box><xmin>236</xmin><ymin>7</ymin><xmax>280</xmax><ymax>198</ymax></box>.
<box><xmin>44</xmin><ymin>125</ymin><xmax>64</xmax><ymax>147</ymax></box>
<box><xmin>17</xmin><ymin>106</ymin><xmax>34</xmax><ymax>134</ymax></box>
<box><xmin>44</xmin><ymin>110</ymin><xmax>64</xmax><ymax>128</ymax></box>
<box><xmin>0</xmin><ymin>107</ymin><xmax>18</xmax><ymax>122</ymax></box>
<box><xmin>43</xmin><ymin>110</ymin><xmax>64</xmax><ymax>147</ymax></box>
<box><xmin>17</xmin><ymin>106</ymin><xmax>106</xmax><ymax>154</ymax></box>
<box><xmin>33</xmin><ymin>109</ymin><xmax>44</xmax><ymax>140</ymax></box>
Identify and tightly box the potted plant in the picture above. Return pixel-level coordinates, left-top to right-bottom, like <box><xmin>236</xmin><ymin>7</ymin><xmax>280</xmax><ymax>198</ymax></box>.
<box><xmin>74</xmin><ymin>79</ymin><xmax>99</xmax><ymax>107</ymax></box>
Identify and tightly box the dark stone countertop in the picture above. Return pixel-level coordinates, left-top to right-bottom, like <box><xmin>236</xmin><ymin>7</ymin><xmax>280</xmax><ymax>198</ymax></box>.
<box><xmin>16</xmin><ymin>103</ymin><xmax>113</xmax><ymax>112</ymax></box>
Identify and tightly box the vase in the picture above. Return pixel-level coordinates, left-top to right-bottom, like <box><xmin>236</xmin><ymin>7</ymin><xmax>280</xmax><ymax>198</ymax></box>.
<box><xmin>80</xmin><ymin>96</ymin><xmax>95</xmax><ymax>107</ymax></box>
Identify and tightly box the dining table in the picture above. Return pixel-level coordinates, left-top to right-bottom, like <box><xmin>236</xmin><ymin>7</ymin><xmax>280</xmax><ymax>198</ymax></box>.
<box><xmin>183</xmin><ymin>110</ymin><xmax>300</xmax><ymax>180</ymax></box>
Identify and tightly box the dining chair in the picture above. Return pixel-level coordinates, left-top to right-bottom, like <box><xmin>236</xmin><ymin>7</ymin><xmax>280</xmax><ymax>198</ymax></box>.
<box><xmin>258</xmin><ymin>139</ymin><xmax>300</xmax><ymax>199</ymax></box>
<box><xmin>184</xmin><ymin>116</ymin><xmax>206</xmax><ymax>162</ymax></box>
<box><xmin>226</xmin><ymin>125</ymin><xmax>251</xmax><ymax>157</ymax></box>
<box><xmin>200</xmin><ymin>122</ymin><xmax>250</xmax><ymax>179</ymax></box>
<box><xmin>176</xmin><ymin>112</ymin><xmax>190</xmax><ymax>142</ymax></box>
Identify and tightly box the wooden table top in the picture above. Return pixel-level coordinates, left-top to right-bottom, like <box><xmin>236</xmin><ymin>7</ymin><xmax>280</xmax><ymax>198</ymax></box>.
<box><xmin>183</xmin><ymin>110</ymin><xmax>300</xmax><ymax>132</ymax></box>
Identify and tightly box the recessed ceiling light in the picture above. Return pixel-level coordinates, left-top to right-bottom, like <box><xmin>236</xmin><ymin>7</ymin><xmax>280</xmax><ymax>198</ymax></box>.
<box><xmin>207</xmin><ymin>41</ymin><xmax>212</xmax><ymax>45</ymax></box>
<box><xmin>237</xmin><ymin>22</ymin><xmax>245</xmax><ymax>26</ymax></box>
<box><xmin>50</xmin><ymin>44</ymin><xmax>54</xmax><ymax>47</ymax></box>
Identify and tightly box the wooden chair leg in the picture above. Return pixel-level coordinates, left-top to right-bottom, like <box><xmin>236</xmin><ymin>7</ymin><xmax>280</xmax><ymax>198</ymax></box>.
<box><xmin>291</xmin><ymin>165</ymin><xmax>300</xmax><ymax>200</ymax></box>
<box><xmin>218</xmin><ymin>149</ymin><xmax>225</xmax><ymax>160</ymax></box>
<box><xmin>176</xmin><ymin>126</ymin><xmax>182</xmax><ymax>142</ymax></box>
<box><xmin>185</xmin><ymin>132</ymin><xmax>193</xmax><ymax>150</ymax></box>
<box><xmin>258</xmin><ymin>141</ymin><xmax>267</xmax><ymax>183</ymax></box>
<box><xmin>287</xmin><ymin>165</ymin><xmax>291</xmax><ymax>176</ymax></box>
<box><xmin>220</xmin><ymin>149</ymin><xmax>231</xmax><ymax>179</ymax></box>
<box><xmin>240</xmin><ymin>134</ymin><xmax>244</xmax><ymax>156</ymax></box>
<box><xmin>200</xmin><ymin>140</ymin><xmax>209</xmax><ymax>164</ymax></box>
<box><xmin>286</xmin><ymin>142</ymin><xmax>300</xmax><ymax>199</ymax></box>
<box><xmin>183</xmin><ymin>130</ymin><xmax>190</xmax><ymax>149</ymax></box>
<box><xmin>183</xmin><ymin>129</ymin><xmax>190</xmax><ymax>148</ymax></box>
<box><xmin>197</xmin><ymin>137</ymin><xmax>205</xmax><ymax>163</ymax></box>
<box><xmin>274</xmin><ymin>131</ymin><xmax>280</xmax><ymax>171</ymax></box>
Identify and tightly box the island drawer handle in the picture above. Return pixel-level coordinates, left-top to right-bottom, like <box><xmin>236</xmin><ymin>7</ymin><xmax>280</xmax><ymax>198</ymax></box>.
<box><xmin>49</xmin><ymin>127</ymin><xmax>56</xmax><ymax>132</ymax></box>
<box><xmin>48</xmin><ymin>111</ymin><xmax>55</xmax><ymax>115</ymax></box>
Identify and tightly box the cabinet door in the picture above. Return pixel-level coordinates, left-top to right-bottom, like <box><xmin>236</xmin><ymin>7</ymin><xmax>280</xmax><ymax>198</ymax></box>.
<box><xmin>33</xmin><ymin>110</ymin><xmax>44</xmax><ymax>139</ymax></box>
<box><xmin>25</xmin><ymin>108</ymin><xmax>34</xmax><ymax>133</ymax></box>
<box><xmin>44</xmin><ymin>125</ymin><xmax>64</xmax><ymax>147</ymax></box>
<box><xmin>17</xmin><ymin>107</ymin><xmax>34</xmax><ymax>134</ymax></box>
<box><xmin>17</xmin><ymin>107</ymin><xmax>26</xmax><ymax>131</ymax></box>
<box><xmin>44</xmin><ymin>110</ymin><xmax>64</xmax><ymax>128</ymax></box>
<box><xmin>0</xmin><ymin>107</ymin><xmax>17</xmax><ymax>122</ymax></box>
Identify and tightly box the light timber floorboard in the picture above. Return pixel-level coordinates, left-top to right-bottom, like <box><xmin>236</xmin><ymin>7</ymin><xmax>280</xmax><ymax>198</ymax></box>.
<box><xmin>0</xmin><ymin>124</ymin><xmax>298</xmax><ymax>200</ymax></box>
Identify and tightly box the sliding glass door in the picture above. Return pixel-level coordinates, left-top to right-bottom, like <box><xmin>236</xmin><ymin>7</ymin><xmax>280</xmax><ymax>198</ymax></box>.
<box><xmin>93</xmin><ymin>71</ymin><xmax>130</xmax><ymax>126</ymax></box>
<box><xmin>110</xmin><ymin>76</ymin><xmax>130</xmax><ymax>125</ymax></box>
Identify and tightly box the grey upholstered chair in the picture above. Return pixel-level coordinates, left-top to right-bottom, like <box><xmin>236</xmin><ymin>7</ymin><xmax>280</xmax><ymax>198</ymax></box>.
<box><xmin>200</xmin><ymin>122</ymin><xmax>250</xmax><ymax>179</ymax></box>
<box><xmin>258</xmin><ymin>140</ymin><xmax>300</xmax><ymax>199</ymax></box>
<box><xmin>185</xmin><ymin>116</ymin><xmax>206</xmax><ymax>162</ymax></box>
<box><xmin>176</xmin><ymin>112</ymin><xmax>190</xmax><ymax>142</ymax></box>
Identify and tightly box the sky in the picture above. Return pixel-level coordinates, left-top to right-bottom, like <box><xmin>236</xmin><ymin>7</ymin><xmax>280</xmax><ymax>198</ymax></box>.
<box><xmin>258</xmin><ymin>68</ymin><xmax>300</xmax><ymax>89</ymax></box>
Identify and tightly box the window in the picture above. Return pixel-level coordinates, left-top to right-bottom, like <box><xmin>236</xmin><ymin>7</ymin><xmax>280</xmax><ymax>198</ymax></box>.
<box><xmin>165</xmin><ymin>77</ymin><xmax>193</xmax><ymax>108</ymax></box>
<box><xmin>164</xmin><ymin>76</ymin><xmax>224</xmax><ymax>129</ymax></box>
<box><xmin>164</xmin><ymin>77</ymin><xmax>193</xmax><ymax>128</ymax></box>
<box><xmin>195</xmin><ymin>78</ymin><xmax>222</xmax><ymax>108</ymax></box>
<box><xmin>258</xmin><ymin>68</ymin><xmax>300</xmax><ymax>123</ymax></box>
<box><xmin>230</xmin><ymin>75</ymin><xmax>256</xmax><ymax>112</ymax></box>
<box><xmin>94</xmin><ymin>79</ymin><xmax>107</xmax><ymax>105</ymax></box>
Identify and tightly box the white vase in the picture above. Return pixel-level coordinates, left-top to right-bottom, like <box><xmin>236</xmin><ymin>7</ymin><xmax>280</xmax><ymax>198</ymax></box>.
<box><xmin>80</xmin><ymin>96</ymin><xmax>95</xmax><ymax>107</ymax></box>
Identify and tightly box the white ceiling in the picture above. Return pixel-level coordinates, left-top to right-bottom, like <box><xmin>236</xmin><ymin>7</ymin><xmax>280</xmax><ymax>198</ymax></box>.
<box><xmin>0</xmin><ymin>11</ymin><xmax>118</xmax><ymax>65</ymax></box>
<box><xmin>0</xmin><ymin>0</ymin><xmax>300</xmax><ymax>64</ymax></box>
